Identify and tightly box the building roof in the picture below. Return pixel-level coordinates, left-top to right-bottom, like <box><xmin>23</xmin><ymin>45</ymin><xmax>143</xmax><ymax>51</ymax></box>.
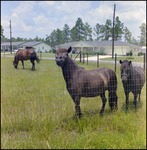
<box><xmin>1</xmin><ymin>41</ymin><xmax>51</xmax><ymax>47</ymax></box>
<box><xmin>20</xmin><ymin>41</ymin><xmax>43</xmax><ymax>46</ymax></box>
<box><xmin>1</xmin><ymin>42</ymin><xmax>27</xmax><ymax>46</ymax></box>
<box><xmin>57</xmin><ymin>40</ymin><xmax>141</xmax><ymax>48</ymax></box>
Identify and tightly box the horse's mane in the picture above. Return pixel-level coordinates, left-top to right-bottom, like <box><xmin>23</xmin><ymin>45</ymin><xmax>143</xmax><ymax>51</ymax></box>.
<box><xmin>66</xmin><ymin>56</ymin><xmax>84</xmax><ymax>70</ymax></box>
<box><xmin>56</xmin><ymin>49</ymin><xmax>67</xmax><ymax>54</ymax></box>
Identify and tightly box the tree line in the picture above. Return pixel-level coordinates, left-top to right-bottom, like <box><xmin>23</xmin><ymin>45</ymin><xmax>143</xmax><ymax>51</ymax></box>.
<box><xmin>1</xmin><ymin>17</ymin><xmax>146</xmax><ymax>47</ymax></box>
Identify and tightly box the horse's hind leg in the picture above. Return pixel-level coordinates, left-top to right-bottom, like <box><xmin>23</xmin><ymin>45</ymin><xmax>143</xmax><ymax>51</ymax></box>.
<box><xmin>30</xmin><ymin>60</ymin><xmax>35</xmax><ymax>70</ymax></box>
<box><xmin>138</xmin><ymin>91</ymin><xmax>141</xmax><ymax>102</ymax></box>
<box><xmin>21</xmin><ymin>60</ymin><xmax>24</xmax><ymax>69</ymax></box>
<box><xmin>100</xmin><ymin>93</ymin><xmax>107</xmax><ymax>115</ymax></box>
<box><xmin>109</xmin><ymin>92</ymin><xmax>118</xmax><ymax>111</ymax></box>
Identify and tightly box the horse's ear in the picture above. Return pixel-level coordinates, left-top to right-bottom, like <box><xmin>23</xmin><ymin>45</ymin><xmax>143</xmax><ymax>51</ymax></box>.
<box><xmin>128</xmin><ymin>61</ymin><xmax>132</xmax><ymax>65</ymax></box>
<box><xmin>119</xmin><ymin>60</ymin><xmax>122</xmax><ymax>64</ymax></box>
<box><xmin>67</xmin><ymin>46</ymin><xmax>72</xmax><ymax>53</ymax></box>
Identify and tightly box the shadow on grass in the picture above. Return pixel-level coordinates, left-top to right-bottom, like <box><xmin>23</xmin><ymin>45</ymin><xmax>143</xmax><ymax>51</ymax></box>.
<box><xmin>61</xmin><ymin>100</ymin><xmax>143</xmax><ymax>123</ymax></box>
<box><xmin>16</xmin><ymin>68</ymin><xmax>38</xmax><ymax>71</ymax></box>
<box><xmin>120</xmin><ymin>100</ymin><xmax>143</xmax><ymax>113</ymax></box>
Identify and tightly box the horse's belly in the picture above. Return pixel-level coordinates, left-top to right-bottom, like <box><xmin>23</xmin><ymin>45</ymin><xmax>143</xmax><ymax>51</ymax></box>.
<box><xmin>81</xmin><ymin>87</ymin><xmax>107</xmax><ymax>97</ymax></box>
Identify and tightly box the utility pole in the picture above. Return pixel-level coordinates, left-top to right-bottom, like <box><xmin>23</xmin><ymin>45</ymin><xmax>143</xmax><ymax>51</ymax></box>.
<box><xmin>112</xmin><ymin>3</ymin><xmax>116</xmax><ymax>59</ymax></box>
<box><xmin>10</xmin><ymin>20</ymin><xmax>12</xmax><ymax>54</ymax></box>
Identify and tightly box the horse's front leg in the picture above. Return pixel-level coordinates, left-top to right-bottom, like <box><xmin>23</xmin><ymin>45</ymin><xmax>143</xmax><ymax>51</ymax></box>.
<box><xmin>72</xmin><ymin>96</ymin><xmax>82</xmax><ymax>117</ymax></box>
<box><xmin>124</xmin><ymin>90</ymin><xmax>129</xmax><ymax>110</ymax></box>
<box><xmin>100</xmin><ymin>93</ymin><xmax>107</xmax><ymax>115</ymax></box>
<box><xmin>21</xmin><ymin>60</ymin><xmax>24</xmax><ymax>69</ymax></box>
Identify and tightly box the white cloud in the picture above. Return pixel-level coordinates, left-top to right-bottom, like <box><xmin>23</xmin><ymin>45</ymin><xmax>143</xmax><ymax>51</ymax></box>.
<box><xmin>1</xmin><ymin>1</ymin><xmax>146</xmax><ymax>40</ymax></box>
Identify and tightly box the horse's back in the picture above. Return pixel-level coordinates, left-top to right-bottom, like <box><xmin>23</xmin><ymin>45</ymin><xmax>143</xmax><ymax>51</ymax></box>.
<box><xmin>15</xmin><ymin>49</ymin><xmax>35</xmax><ymax>60</ymax></box>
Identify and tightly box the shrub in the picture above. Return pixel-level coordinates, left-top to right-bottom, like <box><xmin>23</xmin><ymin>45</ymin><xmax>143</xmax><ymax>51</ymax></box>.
<box><xmin>138</xmin><ymin>52</ymin><xmax>141</xmax><ymax>56</ymax></box>
<box><xmin>130</xmin><ymin>50</ymin><xmax>133</xmax><ymax>56</ymax></box>
<box><xmin>49</xmin><ymin>49</ymin><xmax>55</xmax><ymax>53</ymax></box>
<box><xmin>81</xmin><ymin>51</ymin><xmax>96</xmax><ymax>55</ymax></box>
<box><xmin>99</xmin><ymin>49</ymin><xmax>106</xmax><ymax>55</ymax></box>
<box><xmin>126</xmin><ymin>52</ymin><xmax>130</xmax><ymax>56</ymax></box>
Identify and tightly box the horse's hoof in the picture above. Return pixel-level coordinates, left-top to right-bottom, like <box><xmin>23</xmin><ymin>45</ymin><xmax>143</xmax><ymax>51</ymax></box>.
<box><xmin>75</xmin><ymin>113</ymin><xmax>82</xmax><ymax>118</ymax></box>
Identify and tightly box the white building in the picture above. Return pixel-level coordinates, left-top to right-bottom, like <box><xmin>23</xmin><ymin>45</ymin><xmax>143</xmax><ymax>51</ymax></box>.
<box><xmin>1</xmin><ymin>41</ymin><xmax>51</xmax><ymax>53</ymax></box>
<box><xmin>56</xmin><ymin>41</ymin><xmax>142</xmax><ymax>56</ymax></box>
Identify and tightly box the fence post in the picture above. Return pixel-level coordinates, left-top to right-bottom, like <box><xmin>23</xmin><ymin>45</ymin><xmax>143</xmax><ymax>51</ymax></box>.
<box><xmin>40</xmin><ymin>51</ymin><xmax>42</xmax><ymax>59</ymax></box>
<box><xmin>115</xmin><ymin>53</ymin><xmax>117</xmax><ymax>72</ymax></box>
<box><xmin>87</xmin><ymin>53</ymin><xmax>88</xmax><ymax>65</ymax></box>
<box><xmin>83</xmin><ymin>53</ymin><xmax>85</xmax><ymax>64</ymax></box>
<box><xmin>144</xmin><ymin>53</ymin><xmax>146</xmax><ymax>70</ymax></box>
<box><xmin>4</xmin><ymin>50</ymin><xmax>5</xmax><ymax>57</ymax></box>
<box><xmin>80</xmin><ymin>51</ymin><xmax>81</xmax><ymax>62</ymax></box>
<box><xmin>97</xmin><ymin>52</ymin><xmax>99</xmax><ymax>68</ymax></box>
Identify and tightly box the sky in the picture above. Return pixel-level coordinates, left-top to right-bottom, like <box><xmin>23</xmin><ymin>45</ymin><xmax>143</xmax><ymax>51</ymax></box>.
<box><xmin>1</xmin><ymin>1</ymin><xmax>146</xmax><ymax>41</ymax></box>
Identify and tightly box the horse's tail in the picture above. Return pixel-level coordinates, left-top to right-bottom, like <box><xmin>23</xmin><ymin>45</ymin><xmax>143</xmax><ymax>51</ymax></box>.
<box><xmin>35</xmin><ymin>56</ymin><xmax>40</xmax><ymax>63</ymax></box>
<box><xmin>108</xmin><ymin>69</ymin><xmax>118</xmax><ymax>111</ymax></box>
<box><xmin>30</xmin><ymin>51</ymin><xmax>40</xmax><ymax>63</ymax></box>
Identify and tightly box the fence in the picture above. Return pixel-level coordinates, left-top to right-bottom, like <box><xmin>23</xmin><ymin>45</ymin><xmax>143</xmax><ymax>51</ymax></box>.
<box><xmin>74</xmin><ymin>51</ymin><xmax>146</xmax><ymax>72</ymax></box>
<box><xmin>1</xmin><ymin>51</ymin><xmax>146</xmax><ymax>148</ymax></box>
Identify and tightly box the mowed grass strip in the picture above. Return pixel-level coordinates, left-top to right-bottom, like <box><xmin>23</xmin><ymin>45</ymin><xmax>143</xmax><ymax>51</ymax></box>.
<box><xmin>1</xmin><ymin>57</ymin><xmax>146</xmax><ymax>149</ymax></box>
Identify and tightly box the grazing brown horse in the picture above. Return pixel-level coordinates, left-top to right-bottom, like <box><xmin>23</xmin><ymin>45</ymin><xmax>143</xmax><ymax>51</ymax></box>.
<box><xmin>119</xmin><ymin>60</ymin><xmax>145</xmax><ymax>110</ymax></box>
<box><xmin>12</xmin><ymin>49</ymin><xmax>40</xmax><ymax>70</ymax></box>
<box><xmin>54</xmin><ymin>47</ymin><xmax>118</xmax><ymax>117</ymax></box>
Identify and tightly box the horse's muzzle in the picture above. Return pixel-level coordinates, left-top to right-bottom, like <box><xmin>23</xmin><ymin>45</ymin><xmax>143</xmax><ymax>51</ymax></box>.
<box><xmin>121</xmin><ymin>76</ymin><xmax>127</xmax><ymax>84</ymax></box>
<box><xmin>56</xmin><ymin>60</ymin><xmax>63</xmax><ymax>67</ymax></box>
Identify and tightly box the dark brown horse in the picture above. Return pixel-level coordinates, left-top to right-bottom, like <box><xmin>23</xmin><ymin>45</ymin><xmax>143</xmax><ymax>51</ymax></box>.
<box><xmin>119</xmin><ymin>60</ymin><xmax>145</xmax><ymax>110</ymax></box>
<box><xmin>12</xmin><ymin>49</ymin><xmax>40</xmax><ymax>70</ymax></box>
<box><xmin>54</xmin><ymin>47</ymin><xmax>118</xmax><ymax>117</ymax></box>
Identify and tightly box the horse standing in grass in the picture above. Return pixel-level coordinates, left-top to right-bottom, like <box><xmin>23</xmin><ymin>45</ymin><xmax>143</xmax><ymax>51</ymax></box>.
<box><xmin>119</xmin><ymin>60</ymin><xmax>145</xmax><ymax>110</ymax></box>
<box><xmin>12</xmin><ymin>49</ymin><xmax>40</xmax><ymax>70</ymax></box>
<box><xmin>54</xmin><ymin>47</ymin><xmax>118</xmax><ymax>117</ymax></box>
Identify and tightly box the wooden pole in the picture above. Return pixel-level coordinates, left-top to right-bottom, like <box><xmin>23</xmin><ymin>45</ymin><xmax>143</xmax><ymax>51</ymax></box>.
<box><xmin>115</xmin><ymin>53</ymin><xmax>117</xmax><ymax>72</ymax></box>
<box><xmin>97</xmin><ymin>52</ymin><xmax>99</xmax><ymax>68</ymax></box>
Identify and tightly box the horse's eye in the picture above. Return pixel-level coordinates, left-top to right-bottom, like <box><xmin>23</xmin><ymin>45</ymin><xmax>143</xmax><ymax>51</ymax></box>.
<box><xmin>60</xmin><ymin>57</ymin><xmax>62</xmax><ymax>59</ymax></box>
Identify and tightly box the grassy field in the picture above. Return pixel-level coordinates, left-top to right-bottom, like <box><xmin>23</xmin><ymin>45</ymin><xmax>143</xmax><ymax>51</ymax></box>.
<box><xmin>1</xmin><ymin>57</ymin><xmax>146</xmax><ymax>149</ymax></box>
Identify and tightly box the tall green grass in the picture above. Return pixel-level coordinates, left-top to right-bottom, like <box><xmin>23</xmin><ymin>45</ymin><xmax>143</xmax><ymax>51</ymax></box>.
<box><xmin>1</xmin><ymin>57</ymin><xmax>146</xmax><ymax>149</ymax></box>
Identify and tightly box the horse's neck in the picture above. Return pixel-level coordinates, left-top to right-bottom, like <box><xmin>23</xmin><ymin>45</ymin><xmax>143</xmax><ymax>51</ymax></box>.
<box><xmin>62</xmin><ymin>56</ymin><xmax>80</xmax><ymax>83</ymax></box>
<box><xmin>14</xmin><ymin>56</ymin><xmax>18</xmax><ymax>63</ymax></box>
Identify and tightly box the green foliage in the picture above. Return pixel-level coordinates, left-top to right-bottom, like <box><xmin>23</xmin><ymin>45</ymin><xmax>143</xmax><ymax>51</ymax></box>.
<box><xmin>49</xmin><ymin>49</ymin><xmax>55</xmax><ymax>53</ymax></box>
<box><xmin>99</xmin><ymin>47</ymin><xmax>106</xmax><ymax>55</ymax></box>
<box><xmin>138</xmin><ymin>52</ymin><xmax>141</xmax><ymax>56</ymax></box>
<box><xmin>114</xmin><ymin>16</ymin><xmax>124</xmax><ymax>40</ymax></box>
<box><xmin>81</xmin><ymin>51</ymin><xmax>96</xmax><ymax>55</ymax></box>
<box><xmin>139</xmin><ymin>23</ymin><xmax>146</xmax><ymax>46</ymax></box>
<box><xmin>126</xmin><ymin>50</ymin><xmax>133</xmax><ymax>56</ymax></box>
<box><xmin>126</xmin><ymin>56</ymin><xmax>134</xmax><ymax>59</ymax></box>
<box><xmin>130</xmin><ymin>50</ymin><xmax>133</xmax><ymax>56</ymax></box>
<box><xmin>126</xmin><ymin>52</ymin><xmax>130</xmax><ymax>56</ymax></box>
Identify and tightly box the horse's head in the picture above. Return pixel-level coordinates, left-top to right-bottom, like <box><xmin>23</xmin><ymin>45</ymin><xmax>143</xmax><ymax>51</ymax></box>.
<box><xmin>12</xmin><ymin>60</ymin><xmax>18</xmax><ymax>69</ymax></box>
<box><xmin>54</xmin><ymin>47</ymin><xmax>72</xmax><ymax>67</ymax></box>
<box><xmin>119</xmin><ymin>60</ymin><xmax>133</xmax><ymax>84</ymax></box>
